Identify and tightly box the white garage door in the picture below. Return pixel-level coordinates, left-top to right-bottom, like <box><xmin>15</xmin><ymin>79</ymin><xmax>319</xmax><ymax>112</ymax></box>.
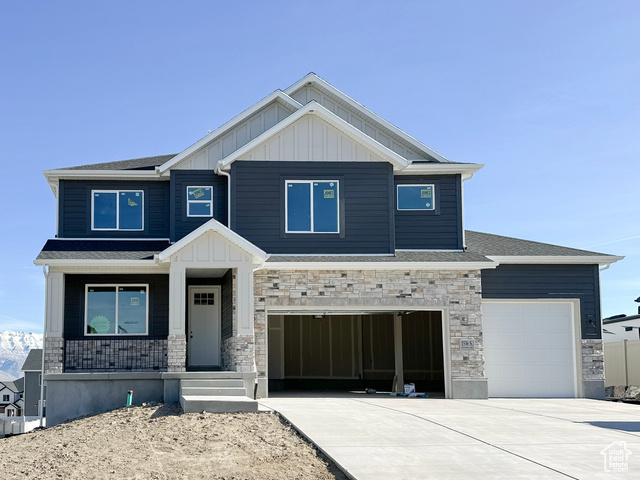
<box><xmin>482</xmin><ymin>301</ymin><xmax>577</xmax><ymax>398</ymax></box>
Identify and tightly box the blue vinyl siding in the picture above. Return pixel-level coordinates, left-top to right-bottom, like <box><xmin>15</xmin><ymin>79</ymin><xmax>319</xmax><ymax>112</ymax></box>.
<box><xmin>59</xmin><ymin>180</ymin><xmax>169</xmax><ymax>238</ymax></box>
<box><xmin>232</xmin><ymin>161</ymin><xmax>394</xmax><ymax>254</ymax></box>
<box><xmin>170</xmin><ymin>170</ymin><xmax>228</xmax><ymax>242</ymax></box>
<box><xmin>63</xmin><ymin>274</ymin><xmax>169</xmax><ymax>340</ymax></box>
<box><xmin>394</xmin><ymin>175</ymin><xmax>462</xmax><ymax>250</ymax></box>
<box><xmin>481</xmin><ymin>264</ymin><xmax>602</xmax><ymax>339</ymax></box>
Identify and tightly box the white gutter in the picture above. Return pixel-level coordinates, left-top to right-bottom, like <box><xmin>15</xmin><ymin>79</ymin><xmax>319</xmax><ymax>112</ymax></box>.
<box><xmin>486</xmin><ymin>255</ymin><xmax>625</xmax><ymax>266</ymax></box>
<box><xmin>215</xmin><ymin>164</ymin><xmax>232</xmax><ymax>229</ymax></box>
<box><xmin>43</xmin><ymin>169</ymin><xmax>162</xmax><ymax>181</ymax></box>
<box><xmin>460</xmin><ymin>172</ymin><xmax>476</xmax><ymax>251</ymax></box>
<box><xmin>260</xmin><ymin>261</ymin><xmax>498</xmax><ymax>271</ymax></box>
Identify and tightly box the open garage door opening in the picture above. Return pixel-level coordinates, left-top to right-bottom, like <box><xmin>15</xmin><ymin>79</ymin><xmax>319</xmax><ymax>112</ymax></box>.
<box><xmin>268</xmin><ymin>311</ymin><xmax>445</xmax><ymax>395</ymax></box>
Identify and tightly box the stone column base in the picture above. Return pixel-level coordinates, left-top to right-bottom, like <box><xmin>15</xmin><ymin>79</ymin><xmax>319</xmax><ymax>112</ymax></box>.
<box><xmin>582</xmin><ymin>380</ymin><xmax>605</xmax><ymax>399</ymax></box>
<box><xmin>167</xmin><ymin>334</ymin><xmax>186</xmax><ymax>372</ymax></box>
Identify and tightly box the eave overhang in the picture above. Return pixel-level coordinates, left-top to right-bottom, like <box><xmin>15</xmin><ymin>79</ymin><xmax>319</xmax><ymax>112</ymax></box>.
<box><xmin>261</xmin><ymin>261</ymin><xmax>498</xmax><ymax>271</ymax></box>
<box><xmin>486</xmin><ymin>255</ymin><xmax>625</xmax><ymax>266</ymax></box>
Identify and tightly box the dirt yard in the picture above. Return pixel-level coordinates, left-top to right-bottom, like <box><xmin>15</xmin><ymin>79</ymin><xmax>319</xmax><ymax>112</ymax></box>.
<box><xmin>0</xmin><ymin>403</ymin><xmax>348</xmax><ymax>480</ymax></box>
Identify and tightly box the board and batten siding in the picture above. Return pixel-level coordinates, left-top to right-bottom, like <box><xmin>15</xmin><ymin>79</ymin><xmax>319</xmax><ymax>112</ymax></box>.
<box><xmin>481</xmin><ymin>264</ymin><xmax>602</xmax><ymax>339</ymax></box>
<box><xmin>238</xmin><ymin>114</ymin><xmax>388</xmax><ymax>163</ymax></box>
<box><xmin>394</xmin><ymin>175</ymin><xmax>463</xmax><ymax>250</ymax></box>
<box><xmin>58</xmin><ymin>180</ymin><xmax>170</xmax><ymax>239</ymax></box>
<box><xmin>63</xmin><ymin>274</ymin><xmax>169</xmax><ymax>340</ymax></box>
<box><xmin>290</xmin><ymin>85</ymin><xmax>430</xmax><ymax>161</ymax></box>
<box><xmin>173</xmin><ymin>101</ymin><xmax>295</xmax><ymax>171</ymax></box>
<box><xmin>231</xmin><ymin>161</ymin><xmax>394</xmax><ymax>254</ymax></box>
<box><xmin>170</xmin><ymin>170</ymin><xmax>228</xmax><ymax>242</ymax></box>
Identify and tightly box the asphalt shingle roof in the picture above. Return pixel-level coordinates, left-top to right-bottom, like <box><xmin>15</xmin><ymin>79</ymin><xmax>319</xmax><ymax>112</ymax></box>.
<box><xmin>464</xmin><ymin>231</ymin><xmax>609</xmax><ymax>257</ymax></box>
<box><xmin>59</xmin><ymin>154</ymin><xmax>177</xmax><ymax>171</ymax></box>
<box><xmin>36</xmin><ymin>240</ymin><xmax>170</xmax><ymax>261</ymax></box>
<box><xmin>21</xmin><ymin>349</ymin><xmax>43</xmax><ymax>372</ymax></box>
<box><xmin>35</xmin><ymin>232</ymin><xmax>614</xmax><ymax>263</ymax></box>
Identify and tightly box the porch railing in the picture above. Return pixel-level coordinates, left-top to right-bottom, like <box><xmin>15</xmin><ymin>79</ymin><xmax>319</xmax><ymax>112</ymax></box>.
<box><xmin>64</xmin><ymin>338</ymin><xmax>168</xmax><ymax>372</ymax></box>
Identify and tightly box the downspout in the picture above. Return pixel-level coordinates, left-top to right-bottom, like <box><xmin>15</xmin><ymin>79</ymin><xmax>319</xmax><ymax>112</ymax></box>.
<box><xmin>215</xmin><ymin>164</ymin><xmax>232</xmax><ymax>229</ymax></box>
<box><xmin>461</xmin><ymin>172</ymin><xmax>475</xmax><ymax>250</ymax></box>
<box><xmin>39</xmin><ymin>265</ymin><xmax>48</xmax><ymax>428</ymax></box>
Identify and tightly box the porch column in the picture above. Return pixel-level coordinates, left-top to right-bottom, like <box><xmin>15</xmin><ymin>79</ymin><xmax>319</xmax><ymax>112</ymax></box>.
<box><xmin>393</xmin><ymin>313</ymin><xmax>404</xmax><ymax>392</ymax></box>
<box><xmin>168</xmin><ymin>265</ymin><xmax>186</xmax><ymax>372</ymax></box>
<box><xmin>236</xmin><ymin>264</ymin><xmax>254</xmax><ymax>336</ymax></box>
<box><xmin>44</xmin><ymin>271</ymin><xmax>64</xmax><ymax>374</ymax></box>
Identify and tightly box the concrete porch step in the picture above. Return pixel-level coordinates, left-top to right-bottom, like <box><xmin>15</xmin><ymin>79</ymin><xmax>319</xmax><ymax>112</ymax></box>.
<box><xmin>181</xmin><ymin>395</ymin><xmax>258</xmax><ymax>413</ymax></box>
<box><xmin>181</xmin><ymin>379</ymin><xmax>245</xmax><ymax>388</ymax></box>
<box><xmin>181</xmin><ymin>386</ymin><xmax>247</xmax><ymax>396</ymax></box>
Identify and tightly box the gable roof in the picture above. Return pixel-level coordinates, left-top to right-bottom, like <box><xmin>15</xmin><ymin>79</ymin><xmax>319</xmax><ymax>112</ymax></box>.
<box><xmin>465</xmin><ymin>231</ymin><xmax>623</xmax><ymax>265</ymax></box>
<box><xmin>217</xmin><ymin>101</ymin><xmax>410</xmax><ymax>171</ymax></box>
<box><xmin>157</xmin><ymin>218</ymin><xmax>268</xmax><ymax>264</ymax></box>
<box><xmin>284</xmin><ymin>73</ymin><xmax>452</xmax><ymax>163</ymax></box>
<box><xmin>21</xmin><ymin>349</ymin><xmax>43</xmax><ymax>372</ymax></box>
<box><xmin>0</xmin><ymin>381</ymin><xmax>20</xmax><ymax>393</ymax></box>
<box><xmin>157</xmin><ymin>91</ymin><xmax>301</xmax><ymax>174</ymax></box>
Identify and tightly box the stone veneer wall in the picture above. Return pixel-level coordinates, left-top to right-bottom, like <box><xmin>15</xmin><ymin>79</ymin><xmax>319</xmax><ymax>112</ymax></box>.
<box><xmin>253</xmin><ymin>269</ymin><xmax>485</xmax><ymax>381</ymax></box>
<box><xmin>582</xmin><ymin>339</ymin><xmax>604</xmax><ymax>381</ymax></box>
<box><xmin>63</xmin><ymin>339</ymin><xmax>167</xmax><ymax>372</ymax></box>
<box><xmin>44</xmin><ymin>337</ymin><xmax>64</xmax><ymax>374</ymax></box>
<box><xmin>221</xmin><ymin>335</ymin><xmax>255</xmax><ymax>372</ymax></box>
<box><xmin>167</xmin><ymin>334</ymin><xmax>186</xmax><ymax>372</ymax></box>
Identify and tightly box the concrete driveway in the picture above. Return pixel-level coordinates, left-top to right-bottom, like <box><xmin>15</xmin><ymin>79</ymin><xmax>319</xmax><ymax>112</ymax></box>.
<box><xmin>259</xmin><ymin>394</ymin><xmax>640</xmax><ymax>479</ymax></box>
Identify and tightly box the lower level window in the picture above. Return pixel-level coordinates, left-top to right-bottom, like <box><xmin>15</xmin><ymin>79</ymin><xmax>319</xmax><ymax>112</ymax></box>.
<box><xmin>85</xmin><ymin>285</ymin><xmax>148</xmax><ymax>335</ymax></box>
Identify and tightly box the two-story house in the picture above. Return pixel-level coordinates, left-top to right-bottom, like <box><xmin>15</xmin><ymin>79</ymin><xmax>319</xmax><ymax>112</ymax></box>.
<box><xmin>35</xmin><ymin>73</ymin><xmax>622</xmax><ymax>426</ymax></box>
<box><xmin>0</xmin><ymin>380</ymin><xmax>23</xmax><ymax>417</ymax></box>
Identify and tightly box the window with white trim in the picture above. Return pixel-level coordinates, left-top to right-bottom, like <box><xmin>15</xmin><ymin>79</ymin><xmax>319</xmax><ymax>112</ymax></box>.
<box><xmin>186</xmin><ymin>186</ymin><xmax>213</xmax><ymax>217</ymax></box>
<box><xmin>2</xmin><ymin>394</ymin><xmax>9</xmax><ymax>402</ymax></box>
<box><xmin>85</xmin><ymin>285</ymin><xmax>148</xmax><ymax>335</ymax></box>
<box><xmin>92</xmin><ymin>190</ymin><xmax>144</xmax><ymax>230</ymax></box>
<box><xmin>397</xmin><ymin>184</ymin><xmax>435</xmax><ymax>211</ymax></box>
<box><xmin>285</xmin><ymin>180</ymin><xmax>339</xmax><ymax>233</ymax></box>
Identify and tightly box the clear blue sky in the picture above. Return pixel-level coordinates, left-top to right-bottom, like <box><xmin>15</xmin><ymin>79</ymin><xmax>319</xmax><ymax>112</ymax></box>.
<box><xmin>1</xmin><ymin>1</ymin><xmax>638</xmax><ymax>333</ymax></box>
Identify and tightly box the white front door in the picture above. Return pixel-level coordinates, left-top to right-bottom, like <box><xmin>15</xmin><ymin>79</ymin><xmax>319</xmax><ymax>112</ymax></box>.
<box><xmin>188</xmin><ymin>286</ymin><xmax>221</xmax><ymax>367</ymax></box>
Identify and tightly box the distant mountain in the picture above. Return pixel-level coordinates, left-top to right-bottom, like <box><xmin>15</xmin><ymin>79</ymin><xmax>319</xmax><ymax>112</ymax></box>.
<box><xmin>0</xmin><ymin>331</ymin><xmax>43</xmax><ymax>380</ymax></box>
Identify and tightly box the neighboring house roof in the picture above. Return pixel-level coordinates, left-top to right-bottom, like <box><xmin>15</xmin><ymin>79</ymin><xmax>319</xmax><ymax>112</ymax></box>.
<box><xmin>13</xmin><ymin>377</ymin><xmax>24</xmax><ymax>392</ymax></box>
<box><xmin>0</xmin><ymin>381</ymin><xmax>20</xmax><ymax>393</ymax></box>
<box><xmin>603</xmin><ymin>314</ymin><xmax>640</xmax><ymax>325</ymax></box>
<box><xmin>59</xmin><ymin>154</ymin><xmax>177</xmax><ymax>171</ymax></box>
<box><xmin>21</xmin><ymin>350</ymin><xmax>43</xmax><ymax>372</ymax></box>
<box><xmin>35</xmin><ymin>240</ymin><xmax>171</xmax><ymax>263</ymax></box>
<box><xmin>465</xmin><ymin>231</ymin><xmax>622</xmax><ymax>266</ymax></box>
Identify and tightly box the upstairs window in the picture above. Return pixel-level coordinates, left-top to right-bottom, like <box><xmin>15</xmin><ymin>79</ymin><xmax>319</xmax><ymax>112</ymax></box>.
<box><xmin>186</xmin><ymin>186</ymin><xmax>213</xmax><ymax>217</ymax></box>
<box><xmin>397</xmin><ymin>184</ymin><xmax>435</xmax><ymax>211</ymax></box>
<box><xmin>2</xmin><ymin>394</ymin><xmax>9</xmax><ymax>402</ymax></box>
<box><xmin>92</xmin><ymin>190</ymin><xmax>144</xmax><ymax>230</ymax></box>
<box><xmin>286</xmin><ymin>180</ymin><xmax>339</xmax><ymax>233</ymax></box>
<box><xmin>85</xmin><ymin>285</ymin><xmax>148</xmax><ymax>336</ymax></box>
